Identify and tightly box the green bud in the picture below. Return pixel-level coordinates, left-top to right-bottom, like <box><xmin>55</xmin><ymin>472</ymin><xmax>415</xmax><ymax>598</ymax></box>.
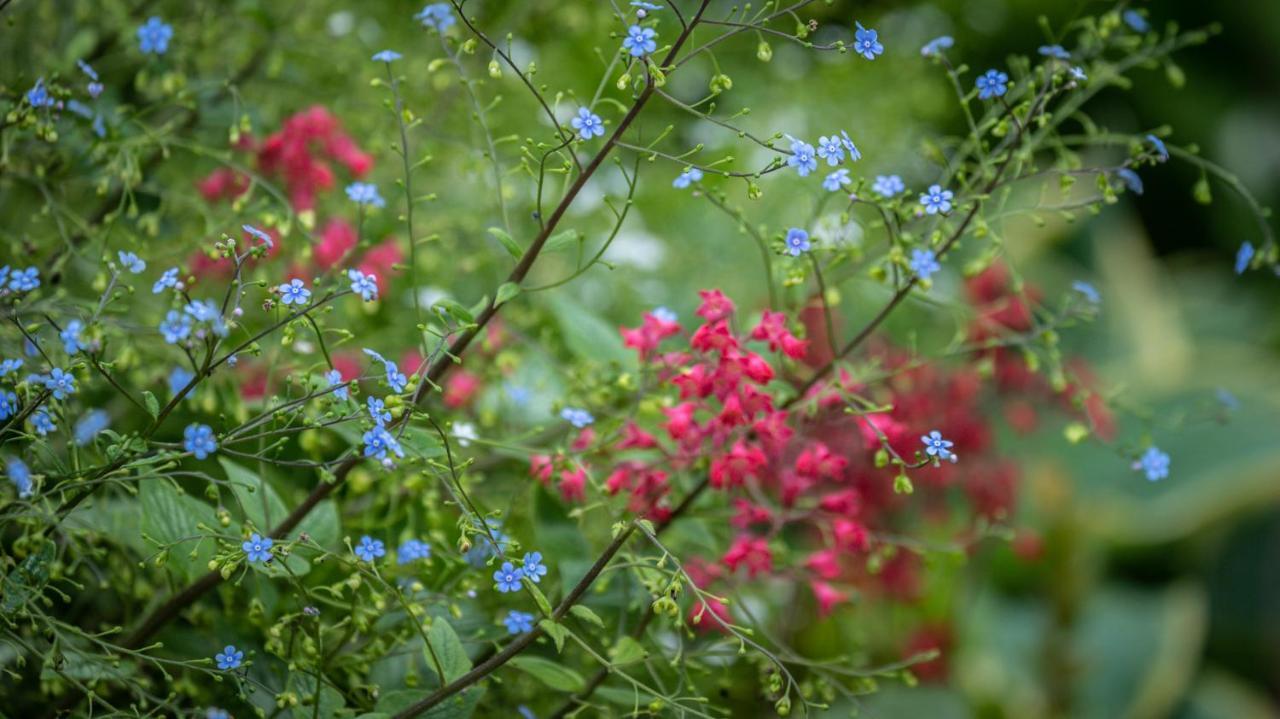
<box><xmin>757</xmin><ymin>41</ymin><xmax>773</xmax><ymax>62</ymax></box>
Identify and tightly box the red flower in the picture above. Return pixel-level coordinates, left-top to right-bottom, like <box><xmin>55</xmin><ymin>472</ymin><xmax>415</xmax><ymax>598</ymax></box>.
<box><xmin>709</xmin><ymin>441</ymin><xmax>767</xmax><ymax>490</ymax></box>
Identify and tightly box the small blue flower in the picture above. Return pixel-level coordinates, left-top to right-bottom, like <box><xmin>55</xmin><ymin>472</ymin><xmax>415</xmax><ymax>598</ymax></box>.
<box><xmin>326</xmin><ymin>369</ymin><xmax>349</xmax><ymax>401</ymax></box>
<box><xmin>503</xmin><ymin>610</ymin><xmax>535</xmax><ymax>635</ymax></box>
<box><xmin>873</xmin><ymin>174</ymin><xmax>905</xmax><ymax>198</ymax></box>
<box><xmin>631</xmin><ymin>1</ymin><xmax>663</xmax><ymax>10</ymax></box>
<box><xmin>278</xmin><ymin>278</ymin><xmax>312</xmax><ymax>306</ymax></box>
<box><xmin>214</xmin><ymin>645</ymin><xmax>243</xmax><ymax>671</ymax></box>
<box><xmin>785</xmin><ymin>228</ymin><xmax>811</xmax><ymax>257</ymax></box>
<box><xmin>44</xmin><ymin>368</ymin><xmax>77</xmax><ymax>400</ymax></box>
<box><xmin>8</xmin><ymin>267</ymin><xmax>40</xmax><ymax>293</ymax></box>
<box><xmin>570</xmin><ymin>107</ymin><xmax>605</xmax><ymax>141</ymax></box>
<box><xmin>920</xmin><ymin>184</ymin><xmax>954</xmax><ymax>214</ymax></box>
<box><xmin>372</xmin><ymin>50</ymin><xmax>402</xmax><ymax>63</ymax></box>
<box><xmin>355</xmin><ymin>535</ymin><xmax>386</xmax><ymax>562</ymax></box>
<box><xmin>1235</xmin><ymin>241</ymin><xmax>1255</xmax><ymax>275</ymax></box>
<box><xmin>363</xmin><ymin>425</ymin><xmax>405</xmax><ymax>461</ymax></box>
<box><xmin>560</xmin><ymin>407</ymin><xmax>595</xmax><ymax>428</ymax></box>
<box><xmin>853</xmin><ymin>22</ymin><xmax>884</xmax><ymax>60</ymax></box>
<box><xmin>242</xmin><ymin>224</ymin><xmax>273</xmax><ymax>247</ymax></box>
<box><xmin>346</xmin><ymin>182</ymin><xmax>386</xmax><ymax>208</ymax></box>
<box><xmin>920</xmin><ymin>36</ymin><xmax>954</xmax><ymax>57</ymax></box>
<box><xmin>348</xmin><ymin>269</ymin><xmax>379</xmax><ymax>302</ymax></box>
<box><xmin>493</xmin><ymin>561</ymin><xmax>524</xmax><ymax>593</ymax></box>
<box><xmin>623</xmin><ymin>25</ymin><xmax>658</xmax><ymax>57</ymax></box>
<box><xmin>786</xmin><ymin>137</ymin><xmax>818</xmax><ymax>177</ymax></box>
<box><xmin>1122</xmin><ymin>10</ymin><xmax>1150</xmax><ymax>33</ymax></box>
<box><xmin>464</xmin><ymin>519</ymin><xmax>511</xmax><ymax>566</ymax></box>
<box><xmin>976</xmin><ymin>69</ymin><xmax>1009</xmax><ymax>100</ymax></box>
<box><xmin>909</xmin><ymin>249</ymin><xmax>941</xmax><ymax>281</ymax></box>
<box><xmin>816</xmin><ymin>135</ymin><xmax>845</xmax><ymax>166</ymax></box>
<box><xmin>60</xmin><ymin>320</ymin><xmax>86</xmax><ymax>355</ymax></box>
<box><xmin>0</xmin><ymin>359</ymin><xmax>24</xmax><ymax>378</ymax></box>
<box><xmin>67</xmin><ymin>100</ymin><xmax>94</xmax><ymax>119</ymax></box>
<box><xmin>205</xmin><ymin>709</ymin><xmax>230</xmax><ymax>719</ymax></box>
<box><xmin>183</xmin><ymin>423</ymin><xmax>217</xmax><ymax>459</ymax></box>
<box><xmin>74</xmin><ymin>410</ymin><xmax>110</xmax><ymax>446</ymax></box>
<box><xmin>823</xmin><ymin>169</ymin><xmax>852</xmax><ymax>192</ymax></box>
<box><xmin>26</xmin><ymin>78</ymin><xmax>56</xmax><ymax>108</ymax></box>
<box><xmin>77</xmin><ymin>59</ymin><xmax>100</xmax><ymax>82</ymax></box>
<box><xmin>363</xmin><ymin>349</ymin><xmax>408</xmax><ymax>392</ymax></box>
<box><xmin>6</xmin><ymin>457</ymin><xmax>32</xmax><ymax>498</ymax></box>
<box><xmin>185</xmin><ymin>300</ymin><xmax>228</xmax><ymax>337</ymax></box>
<box><xmin>398</xmin><ymin>539</ymin><xmax>432</xmax><ymax>564</ymax></box>
<box><xmin>153</xmin><ymin>267</ymin><xmax>181</xmax><ymax>294</ymax></box>
<box><xmin>415</xmin><ymin>3</ymin><xmax>456</xmax><ymax>31</ymax></box>
<box><xmin>159</xmin><ymin>310</ymin><xmax>192</xmax><ymax>344</ymax></box>
<box><xmin>522</xmin><ymin>551</ymin><xmax>548</xmax><ymax>583</ymax></box>
<box><xmin>921</xmin><ymin>430</ymin><xmax>957</xmax><ymax>463</ymax></box>
<box><xmin>1145</xmin><ymin>134</ymin><xmax>1168</xmax><ymax>163</ymax></box>
<box><xmin>839</xmin><ymin>131</ymin><xmax>861</xmax><ymax>162</ymax></box>
<box><xmin>1132</xmin><ymin>447</ymin><xmax>1169</xmax><ymax>481</ymax></box>
<box><xmin>1071</xmin><ymin>280</ymin><xmax>1101</xmax><ymax>305</ymax></box>
<box><xmin>0</xmin><ymin>391</ymin><xmax>16</xmax><ymax>421</ymax></box>
<box><xmin>652</xmin><ymin>306</ymin><xmax>678</xmax><ymax>323</ymax></box>
<box><xmin>88</xmin><ymin>82</ymin><xmax>105</xmax><ymax>99</ymax></box>
<box><xmin>169</xmin><ymin>367</ymin><xmax>195</xmax><ymax>397</ymax></box>
<box><xmin>1216</xmin><ymin>388</ymin><xmax>1240</xmax><ymax>412</ymax></box>
<box><xmin>672</xmin><ymin>168</ymin><xmax>704</xmax><ymax>189</ymax></box>
<box><xmin>1116</xmin><ymin>168</ymin><xmax>1144</xmax><ymax>195</ymax></box>
<box><xmin>137</xmin><ymin>17</ymin><xmax>174</xmax><ymax>55</ymax></box>
<box><xmin>1069</xmin><ymin>66</ymin><xmax>1088</xmax><ymax>82</ymax></box>
<box><xmin>368</xmin><ymin>396</ymin><xmax>392</xmax><ymax>425</ymax></box>
<box><xmin>30</xmin><ymin>410</ymin><xmax>55</xmax><ymax>436</ymax></box>
<box><xmin>242</xmin><ymin>533</ymin><xmax>274</xmax><ymax>563</ymax></box>
<box><xmin>1038</xmin><ymin>45</ymin><xmax>1071</xmax><ymax>60</ymax></box>
<box><xmin>117</xmin><ymin>251</ymin><xmax>146</xmax><ymax>274</ymax></box>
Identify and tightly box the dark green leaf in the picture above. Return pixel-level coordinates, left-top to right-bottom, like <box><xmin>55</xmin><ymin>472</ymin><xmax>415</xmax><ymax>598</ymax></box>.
<box><xmin>509</xmin><ymin>656</ymin><xmax>586</xmax><ymax>692</ymax></box>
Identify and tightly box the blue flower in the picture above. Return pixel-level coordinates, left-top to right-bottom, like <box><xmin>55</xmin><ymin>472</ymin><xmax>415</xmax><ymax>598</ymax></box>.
<box><xmin>1132</xmin><ymin>447</ymin><xmax>1169</xmax><ymax>481</ymax></box>
<box><xmin>1069</xmin><ymin>66</ymin><xmax>1088</xmax><ymax>82</ymax></box>
<box><xmin>368</xmin><ymin>396</ymin><xmax>392</xmax><ymax>425</ymax></box>
<box><xmin>346</xmin><ymin>182</ymin><xmax>386</xmax><ymax>208</ymax></box>
<box><xmin>68</xmin><ymin>100</ymin><xmax>94</xmax><ymax>119</ymax></box>
<box><xmin>631</xmin><ymin>1</ymin><xmax>663</xmax><ymax>10</ymax></box>
<box><xmin>372</xmin><ymin>49</ymin><xmax>402</xmax><ymax>63</ymax></box>
<box><xmin>137</xmin><ymin>17</ymin><xmax>173</xmax><ymax>55</ymax></box>
<box><xmin>242</xmin><ymin>224</ymin><xmax>273</xmax><ymax>247</ymax></box>
<box><xmin>6</xmin><ymin>457</ymin><xmax>32</xmax><ymax>498</ymax></box>
<box><xmin>493</xmin><ymin>561</ymin><xmax>524</xmax><ymax>593</ymax></box>
<box><xmin>853</xmin><ymin>22</ymin><xmax>884</xmax><ymax>60</ymax></box>
<box><xmin>1122</xmin><ymin>10</ymin><xmax>1150</xmax><ymax>33</ymax></box>
<box><xmin>1235</xmin><ymin>241</ymin><xmax>1255</xmax><ymax>275</ymax></box>
<box><xmin>60</xmin><ymin>320</ymin><xmax>86</xmax><ymax>355</ymax></box>
<box><xmin>30</xmin><ymin>410</ymin><xmax>55</xmax><ymax>436</ymax></box>
<box><xmin>464</xmin><ymin>519</ymin><xmax>511</xmax><ymax>566</ymax></box>
<box><xmin>0</xmin><ymin>391</ymin><xmax>16</xmax><ymax>421</ymax></box>
<box><xmin>185</xmin><ymin>300</ymin><xmax>228</xmax><ymax>337</ymax></box>
<box><xmin>839</xmin><ymin>131</ymin><xmax>862</xmax><ymax>162</ymax></box>
<box><xmin>44</xmin><ymin>368</ymin><xmax>77</xmax><ymax>400</ymax></box>
<box><xmin>503</xmin><ymin>610</ymin><xmax>535</xmax><ymax>635</ymax></box>
<box><xmin>652</xmin><ymin>306</ymin><xmax>678</xmax><ymax>323</ymax></box>
<box><xmin>159</xmin><ymin>310</ymin><xmax>192</xmax><ymax>344</ymax></box>
<box><xmin>348</xmin><ymin>269</ymin><xmax>379</xmax><ymax>302</ymax></box>
<box><xmin>242</xmin><ymin>533</ymin><xmax>274</xmax><ymax>563</ymax></box>
<box><xmin>570</xmin><ymin>107</ymin><xmax>605</xmax><ymax>141</ymax></box>
<box><xmin>909</xmin><ymin>249</ymin><xmax>941</xmax><ymax>281</ymax></box>
<box><xmin>205</xmin><ymin>709</ymin><xmax>230</xmax><ymax>719</ymax></box>
<box><xmin>920</xmin><ymin>184</ymin><xmax>954</xmax><ymax>214</ymax></box>
<box><xmin>74</xmin><ymin>410</ymin><xmax>110</xmax><ymax>446</ymax></box>
<box><xmin>363</xmin><ymin>425</ymin><xmax>405</xmax><ymax>461</ymax></box>
<box><xmin>873</xmin><ymin>174</ymin><xmax>905</xmax><ymax>198</ymax></box>
<box><xmin>920</xmin><ymin>430</ymin><xmax>957</xmax><ymax>463</ymax></box>
<box><xmin>153</xmin><ymin>267</ymin><xmax>181</xmax><ymax>294</ymax></box>
<box><xmin>183</xmin><ymin>423</ymin><xmax>217</xmax><ymax>459</ymax></box>
<box><xmin>522</xmin><ymin>551</ymin><xmax>548</xmax><ymax>583</ymax></box>
<box><xmin>785</xmin><ymin>228</ymin><xmax>811</xmax><ymax>257</ymax></box>
<box><xmin>976</xmin><ymin>69</ymin><xmax>1009</xmax><ymax>100</ymax></box>
<box><xmin>26</xmin><ymin>78</ymin><xmax>55</xmax><ymax>108</ymax></box>
<box><xmin>1038</xmin><ymin>45</ymin><xmax>1070</xmax><ymax>60</ymax></box>
<box><xmin>786</xmin><ymin>137</ymin><xmax>818</xmax><ymax>177</ymax></box>
<box><xmin>0</xmin><ymin>359</ymin><xmax>24</xmax><ymax>378</ymax></box>
<box><xmin>398</xmin><ymin>539</ymin><xmax>432</xmax><ymax>564</ymax></box>
<box><xmin>1071</xmin><ymin>280</ymin><xmax>1101</xmax><ymax>305</ymax></box>
<box><xmin>823</xmin><ymin>169</ymin><xmax>852</xmax><ymax>192</ymax></box>
<box><xmin>1145</xmin><ymin>134</ymin><xmax>1168</xmax><ymax>163</ymax></box>
<box><xmin>77</xmin><ymin>59</ymin><xmax>99</xmax><ymax>81</ymax></box>
<box><xmin>117</xmin><ymin>251</ymin><xmax>146</xmax><ymax>274</ymax></box>
<box><xmin>326</xmin><ymin>369</ymin><xmax>349</xmax><ymax>401</ymax></box>
<box><xmin>355</xmin><ymin>535</ymin><xmax>386</xmax><ymax>562</ymax></box>
<box><xmin>560</xmin><ymin>407</ymin><xmax>595</xmax><ymax>428</ymax></box>
<box><xmin>672</xmin><ymin>168</ymin><xmax>703</xmax><ymax>189</ymax></box>
<box><xmin>415</xmin><ymin>3</ymin><xmax>456</xmax><ymax>31</ymax></box>
<box><xmin>920</xmin><ymin>36</ymin><xmax>953</xmax><ymax>57</ymax></box>
<box><xmin>1216</xmin><ymin>388</ymin><xmax>1240</xmax><ymax>412</ymax></box>
<box><xmin>8</xmin><ymin>267</ymin><xmax>40</xmax><ymax>293</ymax></box>
<box><xmin>363</xmin><ymin>348</ymin><xmax>408</xmax><ymax>392</ymax></box>
<box><xmin>169</xmin><ymin>367</ymin><xmax>195</xmax><ymax>397</ymax></box>
<box><xmin>623</xmin><ymin>25</ymin><xmax>658</xmax><ymax>57</ymax></box>
<box><xmin>278</xmin><ymin>278</ymin><xmax>312</xmax><ymax>306</ymax></box>
<box><xmin>1116</xmin><ymin>168</ymin><xmax>1144</xmax><ymax>195</ymax></box>
<box><xmin>816</xmin><ymin>135</ymin><xmax>845</xmax><ymax>166</ymax></box>
<box><xmin>214</xmin><ymin>645</ymin><xmax>243</xmax><ymax>671</ymax></box>
<box><xmin>88</xmin><ymin>82</ymin><xmax>104</xmax><ymax>99</ymax></box>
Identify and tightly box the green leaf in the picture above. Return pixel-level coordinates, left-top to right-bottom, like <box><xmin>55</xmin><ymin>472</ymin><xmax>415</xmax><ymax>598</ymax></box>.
<box><xmin>539</xmin><ymin>619</ymin><xmax>568</xmax><ymax>653</ymax></box>
<box><xmin>287</xmin><ymin>671</ymin><xmax>345</xmax><ymax>719</ymax></box>
<box><xmin>426</xmin><ymin>618</ymin><xmax>471</xmax><ymax>683</ymax></box>
<box><xmin>140</xmin><ymin>478</ymin><xmax>218</xmax><ymax>581</ymax></box>
<box><xmin>141</xmin><ymin>390</ymin><xmax>159</xmax><ymax>418</ymax></box>
<box><xmin>221</xmin><ymin>458</ymin><xmax>339</xmax><ymax>547</ymax></box>
<box><xmin>548</xmin><ymin>296</ymin><xmax>632</xmax><ymax>366</ymax></box>
<box><xmin>375</xmin><ymin>688</ymin><xmax>484</xmax><ymax>718</ymax></box>
<box><xmin>495</xmin><ymin>281</ymin><xmax>522</xmax><ymax>306</ymax></box>
<box><xmin>533</xmin><ymin>487</ymin><xmax>592</xmax><ymax>597</ymax></box>
<box><xmin>569</xmin><ymin>604</ymin><xmax>604</xmax><ymax>628</ymax></box>
<box><xmin>608</xmin><ymin>636</ymin><xmax>648</xmax><ymax>666</ymax></box>
<box><xmin>1</xmin><ymin>539</ymin><xmax>54</xmax><ymax>614</ymax></box>
<box><xmin>543</xmin><ymin>229</ymin><xmax>582</xmax><ymax>254</ymax></box>
<box><xmin>488</xmin><ymin>227</ymin><xmax>523</xmax><ymax>259</ymax></box>
<box><xmin>509</xmin><ymin>656</ymin><xmax>586</xmax><ymax>692</ymax></box>
<box><xmin>526</xmin><ymin>582</ymin><xmax>554</xmax><ymax>617</ymax></box>
<box><xmin>433</xmin><ymin>298</ymin><xmax>474</xmax><ymax>324</ymax></box>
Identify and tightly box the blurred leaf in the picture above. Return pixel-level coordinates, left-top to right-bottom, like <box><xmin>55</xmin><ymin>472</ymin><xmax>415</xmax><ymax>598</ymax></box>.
<box><xmin>533</xmin><ymin>486</ymin><xmax>591</xmax><ymax>596</ymax></box>
<box><xmin>548</xmin><ymin>295</ymin><xmax>632</xmax><ymax>366</ymax></box>
<box><xmin>2</xmin><ymin>540</ymin><xmax>55</xmax><ymax>614</ymax></box>
<box><xmin>509</xmin><ymin>655</ymin><xmax>586</xmax><ymax>691</ymax></box>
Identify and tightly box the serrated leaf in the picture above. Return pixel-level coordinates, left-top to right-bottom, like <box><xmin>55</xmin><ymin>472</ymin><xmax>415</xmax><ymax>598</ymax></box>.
<box><xmin>539</xmin><ymin>619</ymin><xmax>568</xmax><ymax>653</ymax></box>
<box><xmin>569</xmin><ymin>604</ymin><xmax>604</xmax><ymax>628</ymax></box>
<box><xmin>426</xmin><ymin>618</ymin><xmax>471</xmax><ymax>683</ymax></box>
<box><xmin>489</xmin><ymin>227</ymin><xmax>523</xmax><ymax>259</ymax></box>
<box><xmin>495</xmin><ymin>282</ymin><xmax>522</xmax><ymax>306</ymax></box>
<box><xmin>509</xmin><ymin>656</ymin><xmax>586</xmax><ymax>692</ymax></box>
